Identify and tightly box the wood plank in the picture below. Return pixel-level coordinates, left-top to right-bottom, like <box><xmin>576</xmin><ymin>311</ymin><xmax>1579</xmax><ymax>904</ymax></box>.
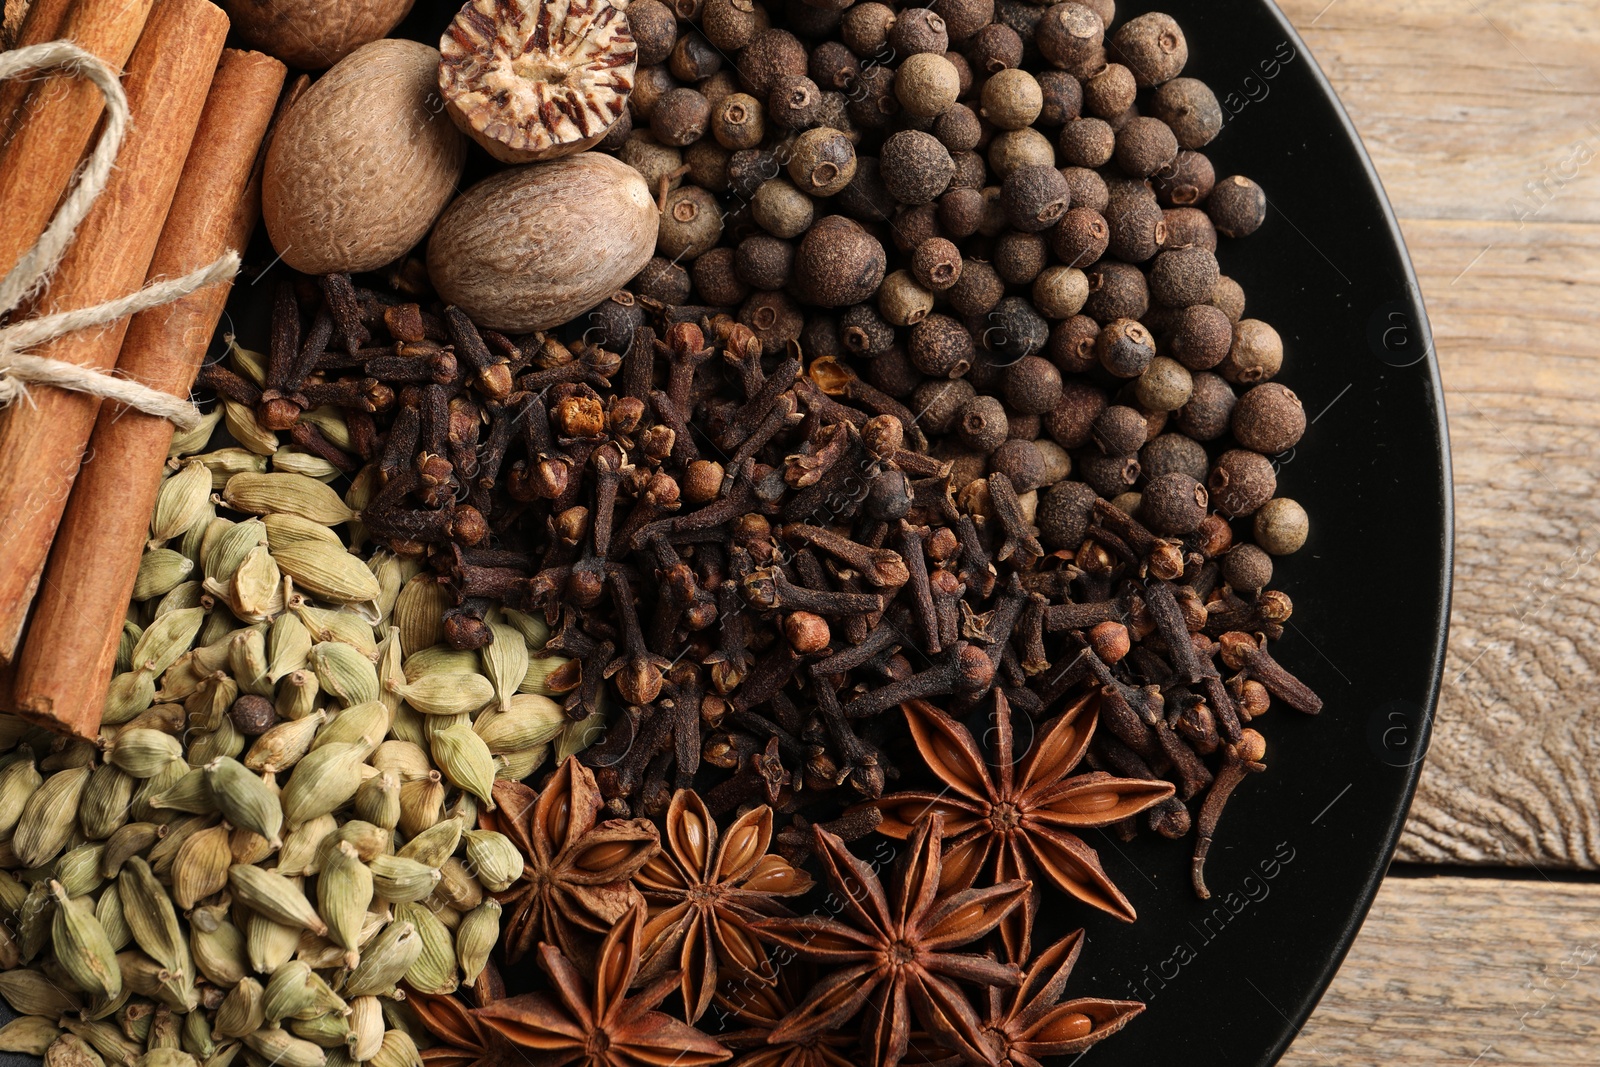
<box><xmin>1283</xmin><ymin>875</ymin><xmax>1600</xmax><ymax>1065</ymax></box>
<box><xmin>1279</xmin><ymin>0</ymin><xmax>1600</xmax><ymax>224</ymax></box>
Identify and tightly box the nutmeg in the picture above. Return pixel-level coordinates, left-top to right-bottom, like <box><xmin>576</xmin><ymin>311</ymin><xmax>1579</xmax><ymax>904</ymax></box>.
<box><xmin>263</xmin><ymin>40</ymin><xmax>467</xmax><ymax>275</ymax></box>
<box><xmin>223</xmin><ymin>0</ymin><xmax>414</xmax><ymax>69</ymax></box>
<box><xmin>427</xmin><ymin>153</ymin><xmax>658</xmax><ymax>333</ymax></box>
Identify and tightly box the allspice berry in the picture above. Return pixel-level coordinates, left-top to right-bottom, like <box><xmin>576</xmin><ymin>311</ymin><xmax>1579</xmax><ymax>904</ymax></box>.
<box><xmin>1058</xmin><ymin>117</ymin><xmax>1116</xmax><ymax>168</ymax></box>
<box><xmin>1232</xmin><ymin>382</ymin><xmax>1306</xmax><ymax>454</ymax></box>
<box><xmin>1154</xmin><ymin>149</ymin><xmax>1216</xmax><ymax>206</ymax></box>
<box><xmin>1208</xmin><ymin>448</ymin><xmax>1277</xmax><ymax>517</ymax></box>
<box><xmin>1141</xmin><ymin>472</ymin><xmax>1207</xmax><ymax>535</ymax></box>
<box><xmin>1150</xmin><ymin>77</ymin><xmax>1223</xmax><ymax>149</ymax></box>
<box><xmin>1140</xmin><ymin>432</ymin><xmax>1208</xmax><ymax>484</ymax></box>
<box><xmin>651</xmin><ymin>87</ymin><xmax>711</xmax><ymax>146</ymax></box>
<box><xmin>1043</xmin><ymin>380</ymin><xmax>1106</xmax><ymax>448</ymax></box>
<box><xmin>913</xmin><ymin>377</ymin><xmax>977</xmax><ymax>434</ymax></box>
<box><xmin>1161</xmin><ymin>207</ymin><xmax>1218</xmax><ymax>253</ymax></box>
<box><xmin>1060</xmin><ymin>167</ymin><xmax>1110</xmax><ymax>213</ymax></box>
<box><xmin>1001</xmin><ymin>164</ymin><xmax>1072</xmax><ymax>232</ymax></box>
<box><xmin>1084</xmin><ymin>261</ymin><xmax>1149</xmax><ymax>323</ymax></box>
<box><xmin>1084</xmin><ymin>63</ymin><xmax>1137</xmax><ymax>119</ymax></box>
<box><xmin>990</xmin><ymin>438</ymin><xmax>1047</xmax><ymax>492</ymax></box>
<box><xmin>984</xmin><ymin>296</ymin><xmax>1049</xmax><ymax>360</ymax></box>
<box><xmin>784</xmin><ymin>611</ymin><xmax>832</xmax><ymax>654</ymax></box>
<box><xmin>1036</xmin><ymin>2</ymin><xmax>1106</xmax><ymax>77</ymax></box>
<box><xmin>787</xmin><ymin>126</ymin><xmax>857</xmax><ymax>196</ymax></box>
<box><xmin>1092</xmin><ymin>404</ymin><xmax>1149</xmax><ymax>456</ymax></box>
<box><xmin>958</xmin><ymin>394</ymin><xmax>1010</xmax><ymax>453</ymax></box>
<box><xmin>1114</xmin><ymin>116</ymin><xmax>1179</xmax><ymax>178</ymax></box>
<box><xmin>1033</xmin><ymin>266</ymin><xmax>1089</xmax><ymax>319</ymax></box>
<box><xmin>683</xmin><ymin>459</ymin><xmax>726</xmax><ymax>504</ymax></box>
<box><xmin>1105</xmin><ymin>194</ymin><xmax>1166</xmax><ymax>262</ymax></box>
<box><xmin>769</xmin><ymin>74</ymin><xmax>826</xmax><ymax>130</ymax></box>
<box><xmin>878</xmin><ymin>269</ymin><xmax>936</xmax><ymax>325</ymax></box>
<box><xmin>739</xmin><ymin>29</ymin><xmax>808</xmax><ymax>96</ymax></box>
<box><xmin>1254</xmin><ymin>497</ymin><xmax>1309</xmax><ymax>555</ymax></box>
<box><xmin>792</xmin><ymin>215</ymin><xmax>887</xmax><ymax>307</ymax></box>
<box><xmin>1039</xmin><ymin>478</ymin><xmax>1099</xmax><ymax>549</ymax></box>
<box><xmin>751</xmin><ymin>178</ymin><xmax>814</xmax><ymax>238</ymax></box>
<box><xmin>691</xmin><ymin>247</ymin><xmax>749</xmax><ymax>307</ymax></box>
<box><xmin>1175</xmin><ymin>371</ymin><xmax>1236</xmax><ymax>441</ymax></box>
<box><xmin>736</xmin><ymin>233</ymin><xmax>795</xmax><ymax>291</ymax></box>
<box><xmin>1168</xmin><ymin>302</ymin><xmax>1234</xmax><ymax>370</ymax></box>
<box><xmin>848</xmin><ymin>65</ymin><xmax>901</xmax><ymax>129</ymax></box>
<box><xmin>1111</xmin><ymin>11</ymin><xmax>1188</xmax><ymax>87</ymax></box>
<box><xmin>933</xmin><ymin>104</ymin><xmax>983</xmax><ymax>152</ymax></box>
<box><xmin>670</xmin><ymin>33</ymin><xmax>723</xmax><ymax>82</ymax></box>
<box><xmin>912</xmin><ymin>237</ymin><xmax>963</xmax><ymax>290</ymax></box>
<box><xmin>810</xmin><ymin>40</ymin><xmax>860</xmax><ymax>90</ymax></box>
<box><xmin>993</xmin><ymin>231</ymin><xmax>1048</xmax><ymax>285</ymax></box>
<box><xmin>946</xmin><ymin>258</ymin><xmax>1005</xmax><ymax>316</ymax></box>
<box><xmin>1049</xmin><ymin>206</ymin><xmax>1110</xmax><ymax>268</ymax></box>
<box><xmin>1048</xmin><ymin>315</ymin><xmax>1101</xmax><ymax>375</ymax></box>
<box><xmin>908</xmin><ymin>314</ymin><xmax>975</xmax><ymax>377</ymax></box>
<box><xmin>740</xmin><ymin>289</ymin><xmax>804</xmax><ymax>354</ymax></box>
<box><xmin>1094</xmin><ymin>318</ymin><xmax>1157</xmax><ymax>378</ymax></box>
<box><xmin>1134</xmin><ymin>356</ymin><xmax>1193</xmax><ymax>412</ymax></box>
<box><xmin>981</xmin><ymin>68</ymin><xmax>1043</xmax><ymax>130</ymax></box>
<box><xmin>890</xmin><ymin>7</ymin><xmax>950</xmax><ymax>55</ymax></box>
<box><xmin>712</xmin><ymin>92</ymin><xmax>766</xmax><ymax>149</ymax></box>
<box><xmin>1037</xmin><ymin>69</ymin><xmax>1083</xmax><ymax>126</ymax></box>
<box><xmin>1212</xmin><ymin>274</ymin><xmax>1247</xmax><ymax>322</ymax></box>
<box><xmin>1209</xmin><ymin>175</ymin><xmax>1269</xmax><ymax>237</ymax></box>
<box><xmin>703</xmin><ymin>0</ymin><xmax>762</xmax><ymax>51</ymax></box>
<box><xmin>1003</xmin><ymin>355</ymin><xmax>1063</xmax><ymax>415</ymax></box>
<box><xmin>969</xmin><ymin>22</ymin><xmax>1023</xmax><ymax>73</ymax></box>
<box><xmin>1221</xmin><ymin>319</ymin><xmax>1284</xmax><ymax>384</ymax></box>
<box><xmin>1223</xmin><ymin>543</ymin><xmax>1274</xmax><ymax>593</ymax></box>
<box><xmin>881</xmin><ymin>130</ymin><xmax>955</xmax><ymax>204</ymax></box>
<box><xmin>1078</xmin><ymin>452</ymin><xmax>1141</xmax><ymax>498</ymax></box>
<box><xmin>1149</xmin><ymin>246</ymin><xmax>1220</xmax><ymax>308</ymax></box>
<box><xmin>229</xmin><ymin>694</ymin><xmax>277</xmax><ymax>737</ymax></box>
<box><xmin>896</xmin><ymin>53</ymin><xmax>961</xmax><ymax>118</ymax></box>
<box><xmin>635</xmin><ymin>256</ymin><xmax>692</xmax><ymax>305</ymax></box>
<box><xmin>658</xmin><ymin>185</ymin><xmax>723</xmax><ymax>260</ymax></box>
<box><xmin>840</xmin><ymin>2</ymin><xmax>896</xmax><ymax>57</ymax></box>
<box><xmin>629</xmin><ymin>0</ymin><xmax>679</xmax><ymax>67</ymax></box>
<box><xmin>842</xmin><ymin>303</ymin><xmax>896</xmax><ymax>356</ymax></box>
<box><xmin>988</xmin><ymin>127</ymin><xmax>1057</xmax><ymax>179</ymax></box>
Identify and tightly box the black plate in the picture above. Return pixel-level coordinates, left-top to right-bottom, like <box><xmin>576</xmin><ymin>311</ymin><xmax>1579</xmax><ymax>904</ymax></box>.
<box><xmin>0</xmin><ymin>1</ymin><xmax>1449</xmax><ymax>1065</ymax></box>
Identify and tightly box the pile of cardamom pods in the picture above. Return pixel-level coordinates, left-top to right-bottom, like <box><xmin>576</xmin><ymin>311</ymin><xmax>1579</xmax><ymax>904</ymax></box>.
<box><xmin>0</xmin><ymin>341</ymin><xmax>599</xmax><ymax>1067</ymax></box>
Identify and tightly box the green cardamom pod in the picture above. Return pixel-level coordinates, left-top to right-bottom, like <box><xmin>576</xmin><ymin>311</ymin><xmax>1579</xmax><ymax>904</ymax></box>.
<box><xmin>171</xmin><ymin>823</ymin><xmax>233</xmax><ymax>910</ymax></box>
<box><xmin>494</xmin><ymin>745</ymin><xmax>549</xmax><ymax>782</ymax></box>
<box><xmin>168</xmin><ymin>406</ymin><xmax>223</xmax><ymax>459</ymax></box>
<box><xmin>50</xmin><ymin>880</ymin><xmax>122</xmax><ymax>1000</ymax></box>
<box><xmin>0</xmin><ymin>1016</ymin><xmax>62</xmax><ymax>1055</ymax></box>
<box><xmin>242</xmin><ymin>711</ymin><xmax>325</xmax><ymax>774</ymax></box>
<box><xmin>347</xmin><ymin>997</ymin><xmax>384</xmax><ymax>1062</ymax></box>
<box><xmin>556</xmin><ymin>704</ymin><xmax>608</xmax><ymax>761</ymax></box>
<box><xmin>265</xmin><ymin>960</ymin><xmax>347</xmax><ymax>1023</ymax></box>
<box><xmin>288</xmin><ymin>1014</ymin><xmax>355</xmax><ymax>1052</ymax></box>
<box><xmin>129</xmin><ymin>607</ymin><xmax>206</xmax><ymax>678</ymax></box>
<box><xmin>181</xmin><ymin>1004</ymin><xmax>213</xmax><ymax>1061</ymax></box>
<box><xmin>353</xmin><ymin>772</ymin><xmax>400</xmax><ymax>831</ymax></box>
<box><xmin>134</xmin><ymin>1048</ymin><xmax>197</xmax><ymax>1067</ymax></box>
<box><xmin>321</xmin><ymin>820</ymin><xmax>390</xmax><ymax>866</ymax></box>
<box><xmin>431</xmin><ymin>857</ymin><xmax>483</xmax><ymax>913</ymax></box>
<box><xmin>368</xmin><ymin>1028</ymin><xmax>422</xmax><ymax>1067</ymax></box>
<box><xmin>428</xmin><ymin>725</ymin><xmax>497</xmax><ymax>809</ymax></box>
<box><xmin>282</xmin><ymin>742</ymin><xmax>367</xmax><ymax>829</ymax></box>
<box><xmin>55</xmin><ymin>843</ymin><xmax>107</xmax><ymax>899</ymax></box>
<box><xmin>0</xmin><ymin>867</ymin><xmax>26</xmax><ymax>916</ymax></box>
<box><xmin>311</xmin><ymin>642</ymin><xmax>380</xmax><ymax>708</ymax></box>
<box><xmin>276</xmin><ymin>669</ymin><xmax>321</xmax><ymax>721</ymax></box>
<box><xmin>57</xmin><ymin>1018</ymin><xmax>142</xmax><ymax>1067</ymax></box>
<box><xmin>273</xmin><ymin>540</ymin><xmax>382</xmax><ymax>604</ymax></box>
<box><xmin>396</xmin><ymin>818</ymin><xmax>460</xmax><ymax>868</ymax></box>
<box><xmin>369</xmin><ymin>856</ymin><xmax>441</xmax><ymax>904</ymax></box>
<box><xmin>221</xmin><ymin>396</ymin><xmax>278</xmax><ymax>457</ymax></box>
<box><xmin>273</xmin><ymin>448</ymin><xmax>342</xmax><ymax>482</ymax></box>
<box><xmin>472</xmin><ymin>693</ymin><xmax>566</xmax><ymax>753</ymax></box>
<box><xmin>75</xmin><ymin>763</ymin><xmax>132</xmax><ymax>843</ymax></box>
<box><xmin>99</xmin><ymin>822</ymin><xmax>164</xmax><ymax>879</ymax></box>
<box><xmin>461</xmin><ymin>830</ymin><xmax>521</xmax><ymax>893</ymax></box>
<box><xmin>263</xmin><ymin>512</ymin><xmax>345</xmax><ymax>553</ymax></box>
<box><xmin>109</xmin><ymin>729</ymin><xmax>184</xmax><ymax>778</ymax></box>
<box><xmin>394</xmin><ymin>903</ymin><xmax>456</xmax><ymax>996</ymax></box>
<box><xmin>202</xmin><ymin>519</ymin><xmax>267</xmax><ymax>587</ymax></box>
<box><xmin>229</xmin><ymin>544</ymin><xmax>283</xmax><ymax>621</ymax></box>
<box><xmin>212</xmin><ymin>978</ymin><xmax>266</xmax><ymax>1040</ymax></box>
<box><xmin>293</xmin><ymin>602</ymin><xmax>379</xmax><ymax>656</ymax></box>
<box><xmin>242</xmin><ymin>1028</ymin><xmax>328</xmax><ymax>1067</ymax></box>
<box><xmin>245</xmin><ymin>909</ymin><xmax>300</xmax><ymax>975</ymax></box>
<box><xmin>103</xmin><ymin>671</ymin><xmax>158</xmax><ymax>727</ymax></box>
<box><xmin>454</xmin><ymin>899</ymin><xmax>500</xmax><ymax>985</ymax></box>
<box><xmin>153</xmin><ymin>580</ymin><xmax>208</xmax><ymax>617</ymax></box>
<box><xmin>146</xmin><ymin>766</ymin><xmax>214</xmax><ymax>816</ymax></box>
<box><xmin>229</xmin><ymin>865</ymin><xmax>327</xmax><ymax>935</ymax></box>
<box><xmin>386</xmin><ymin>705</ymin><xmax>429</xmax><ymax>750</ymax></box>
<box><xmin>187</xmin><ymin>903</ymin><xmax>248</xmax><ymax>988</ymax></box>
<box><xmin>0</xmin><ymin>967</ymin><xmax>82</xmax><ymax>1016</ymax></box>
<box><xmin>277</xmin><ymin>813</ymin><xmax>339</xmax><ymax>877</ymax></box>
<box><xmin>226</xmin><ymin>471</ymin><xmax>354</xmax><ymax>526</ymax></box>
<box><xmin>501</xmin><ymin>608</ymin><xmax>550</xmax><ymax>650</ymax></box>
<box><xmin>14</xmin><ymin>766</ymin><xmax>90</xmax><ymax>868</ymax></box>
<box><xmin>479</xmin><ymin>624</ymin><xmax>529</xmax><ymax>714</ymax></box>
<box><xmin>0</xmin><ymin>753</ymin><xmax>42</xmax><ymax>836</ymax></box>
<box><xmin>117</xmin><ymin>857</ymin><xmax>193</xmax><ymax>983</ymax></box>
<box><xmin>386</xmin><ymin>673</ymin><xmax>494</xmax><ymax>717</ymax></box>
<box><xmin>229</xmin><ymin>628</ymin><xmax>274</xmax><ymax>698</ymax></box>
<box><xmin>147</xmin><ymin>814</ymin><xmax>210</xmax><ymax>879</ymax></box>
<box><xmin>396</xmin><ymin>772</ymin><xmax>444</xmax><ymax>838</ymax></box>
<box><xmin>132</xmin><ymin>550</ymin><xmax>194</xmax><ymax>602</ymax></box>
<box><xmin>318</xmin><ymin>841</ymin><xmax>374</xmax><ymax>958</ymax></box>
<box><xmin>185</xmin><ymin>719</ymin><xmax>246</xmax><ymax>767</ymax></box>
<box><xmin>45</xmin><ymin>1033</ymin><xmax>107</xmax><ymax>1067</ymax></box>
<box><xmin>341</xmin><ymin>921</ymin><xmax>420</xmax><ymax>999</ymax></box>
<box><xmin>268</xmin><ymin>612</ymin><xmax>314</xmax><ymax>682</ymax></box>
<box><xmin>17</xmin><ymin>881</ymin><xmax>54</xmax><ymax>961</ymax></box>
<box><xmin>204</xmin><ymin>757</ymin><xmax>283</xmax><ymax>848</ymax></box>
<box><xmin>401</xmin><ymin>645</ymin><xmax>478</xmax><ymax>683</ymax></box>
<box><xmin>314</xmin><ymin>701</ymin><xmax>389</xmax><ymax>753</ymax></box>
<box><xmin>95</xmin><ymin>885</ymin><xmax>131</xmax><ymax>954</ymax></box>
<box><xmin>150</xmin><ymin>461</ymin><xmax>213</xmax><ymax>545</ymax></box>
<box><xmin>190</xmin><ymin>447</ymin><xmax>267</xmax><ymax>490</ymax></box>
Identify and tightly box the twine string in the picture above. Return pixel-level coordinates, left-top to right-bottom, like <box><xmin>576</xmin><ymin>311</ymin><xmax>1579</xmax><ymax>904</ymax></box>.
<box><xmin>0</xmin><ymin>40</ymin><xmax>240</xmax><ymax>432</ymax></box>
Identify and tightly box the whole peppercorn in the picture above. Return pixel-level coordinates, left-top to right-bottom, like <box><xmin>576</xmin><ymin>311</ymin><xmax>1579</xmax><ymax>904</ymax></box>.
<box><xmin>933</xmin><ymin>104</ymin><xmax>983</xmax><ymax>152</ymax></box>
<box><xmin>1175</xmin><ymin>371</ymin><xmax>1236</xmax><ymax>441</ymax></box>
<box><xmin>908</xmin><ymin>315</ymin><xmax>966</xmax><ymax>377</ymax></box>
<box><xmin>683</xmin><ymin>459</ymin><xmax>726</xmax><ymax>504</ymax></box>
<box><xmin>628</xmin><ymin>0</ymin><xmax>678</xmax><ymax>67</ymax></box>
<box><xmin>847</xmin><ymin>64</ymin><xmax>900</xmax><ymax>129</ymax></box>
<box><xmin>969</xmin><ymin>22</ymin><xmax>1024</xmax><ymax>73</ymax></box>
<box><xmin>1140</xmin><ymin>432</ymin><xmax>1208</xmax><ymax>484</ymax></box>
<box><xmin>1141</xmin><ymin>472</ymin><xmax>1208</xmax><ymax>535</ymax></box>
<box><xmin>739</xmin><ymin>29</ymin><xmax>808</xmax><ymax>96</ymax></box>
<box><xmin>914</xmin><ymin>377</ymin><xmax>977</xmax><ymax>434</ymax></box>
<box><xmin>1047</xmin><ymin>314</ymin><xmax>1100</xmax><ymax>375</ymax></box>
<box><xmin>792</xmin><ymin>215</ymin><xmax>887</xmax><ymax>307</ymax></box>
<box><xmin>993</xmin><ymin>231</ymin><xmax>1048</xmax><ymax>284</ymax></box>
<box><xmin>229</xmin><ymin>694</ymin><xmax>277</xmax><ymax>736</ymax></box>
<box><xmin>1060</xmin><ymin>167</ymin><xmax>1109</xmax><ymax>214</ymax></box>
<box><xmin>751</xmin><ymin>179</ymin><xmax>814</xmax><ymax>238</ymax></box>
<box><xmin>1160</xmin><ymin>207</ymin><xmax>1218</xmax><ymax>253</ymax></box>
<box><xmin>895</xmin><ymin>53</ymin><xmax>961</xmax><ymax>118</ymax></box>
<box><xmin>1038</xmin><ymin>478</ymin><xmax>1098</xmax><ymax>549</ymax></box>
<box><xmin>635</xmin><ymin>256</ymin><xmax>693</xmax><ymax>304</ymax></box>
<box><xmin>766</xmin><ymin>75</ymin><xmax>825</xmax><ymax>130</ymax></box>
<box><xmin>890</xmin><ymin>7</ymin><xmax>949</xmax><ymax>55</ymax></box>
<box><xmin>1049</xmin><ymin>206</ymin><xmax>1109</xmax><ymax>267</ymax></box>
<box><xmin>1150</xmin><ymin>77</ymin><xmax>1222</xmax><ymax>149</ymax></box>
<box><xmin>631</xmin><ymin>65</ymin><xmax>679</xmax><ymax>121</ymax></box>
<box><xmin>946</xmin><ymin>258</ymin><xmax>1004</xmax><ymax>316</ymax></box>
<box><xmin>1083</xmin><ymin>261</ymin><xmax>1149</xmax><ymax>323</ymax></box>
<box><xmin>703</xmin><ymin>0</ymin><xmax>762</xmax><ymax>51</ymax></box>
<box><xmin>685</xmin><ymin>139</ymin><xmax>730</xmax><ymax>189</ymax></box>
<box><xmin>987</xmin><ymin>127</ymin><xmax>1055</xmax><ymax>180</ymax></box>
<box><xmin>1134</xmin><ymin>355</ymin><xmax>1193</xmax><ymax>411</ymax></box>
<box><xmin>983</xmin><ymin>296</ymin><xmax>1049</xmax><ymax>361</ymax></box>
<box><xmin>1058</xmin><ymin>117</ymin><xmax>1115</xmax><ymax>168</ymax></box>
<box><xmin>1223</xmin><ymin>543</ymin><xmax>1274</xmax><ymax>593</ymax></box>
<box><xmin>1078</xmin><ymin>452</ymin><xmax>1141</xmax><ymax>498</ymax></box>
<box><xmin>981</xmin><ymin>68</ymin><xmax>1043</xmax><ymax>130</ymax></box>
<box><xmin>878</xmin><ymin>269</ymin><xmax>936</xmax><ymax>325</ymax></box>
<box><xmin>1111</xmin><ymin>11</ymin><xmax>1188</xmax><ymax>87</ymax></box>
<box><xmin>958</xmin><ymin>394</ymin><xmax>1009</xmax><ymax>452</ymax></box>
<box><xmin>727</xmin><ymin>148</ymin><xmax>779</xmax><ymax>198</ymax></box>
<box><xmin>736</xmin><ymin>233</ymin><xmax>796</xmax><ymax>290</ymax></box>
<box><xmin>1254</xmin><ymin>497</ymin><xmax>1309</xmax><ymax>555</ymax></box>
<box><xmin>881</xmin><ymin>130</ymin><xmax>955</xmax><ymax>204</ymax></box>
<box><xmin>1091</xmin><ymin>403</ymin><xmax>1148</xmax><ymax>455</ymax></box>
<box><xmin>1084</xmin><ymin>63</ymin><xmax>1137</xmax><ymax>119</ymax></box>
<box><xmin>1212</xmin><ymin>274</ymin><xmax>1247</xmax><ymax>323</ymax></box>
<box><xmin>740</xmin><ymin>289</ymin><xmax>804</xmax><ymax>354</ymax></box>
<box><xmin>1221</xmin><ymin>319</ymin><xmax>1284</xmax><ymax>384</ymax></box>
<box><xmin>671</xmin><ymin>33</ymin><xmax>724</xmax><ymax>83</ymax></box>
<box><xmin>1001</xmin><ymin>164</ymin><xmax>1071</xmax><ymax>232</ymax></box>
<box><xmin>1094</xmin><ymin>318</ymin><xmax>1156</xmax><ymax>379</ymax></box>
<box><xmin>1105</xmin><ymin>194</ymin><xmax>1166</xmax><ymax>262</ymax></box>
<box><xmin>1208</xmin><ymin>448</ymin><xmax>1277</xmax><ymax>517</ymax></box>
<box><xmin>1154</xmin><ymin>148</ymin><xmax>1216</xmax><ymax>207</ymax></box>
<box><xmin>1209</xmin><ymin>175</ymin><xmax>1268</xmax><ymax>237</ymax></box>
<box><xmin>1232</xmin><ymin>382</ymin><xmax>1306</xmax><ymax>454</ymax></box>
<box><xmin>692</xmin><ymin>247</ymin><xmax>750</xmax><ymax>307</ymax></box>
<box><xmin>1036</xmin><ymin>70</ymin><xmax>1083</xmax><ymax>126</ymax></box>
<box><xmin>1043</xmin><ymin>379</ymin><xmax>1106</xmax><ymax>447</ymax></box>
<box><xmin>1149</xmin><ymin>246</ymin><xmax>1219</xmax><ymax>307</ymax></box>
<box><xmin>840</xmin><ymin>2</ymin><xmax>896</xmax><ymax>57</ymax></box>
<box><xmin>1036</xmin><ymin>2</ymin><xmax>1105</xmax><ymax>77</ymax></box>
<box><xmin>1033</xmin><ymin>265</ymin><xmax>1089</xmax><ymax>319</ymax></box>
<box><xmin>990</xmin><ymin>438</ymin><xmax>1047</xmax><ymax>492</ymax></box>
<box><xmin>839</xmin><ymin>302</ymin><xmax>895</xmax><ymax>356</ymax></box>
<box><xmin>834</xmin><ymin>159</ymin><xmax>899</xmax><ymax>222</ymax></box>
<box><xmin>912</xmin><ymin>237</ymin><xmax>963</xmax><ymax>290</ymax></box>
<box><xmin>788</xmin><ymin>127</ymin><xmax>857</xmax><ymax>195</ymax></box>
<box><xmin>1003</xmin><ymin>354</ymin><xmax>1063</xmax><ymax>415</ymax></box>
<box><xmin>891</xmin><ymin>203</ymin><xmax>943</xmax><ymax>253</ymax></box>
<box><xmin>646</xmin><ymin>87</ymin><xmax>710</xmax><ymax>147</ymax></box>
<box><xmin>1168</xmin><ymin>303</ymin><xmax>1234</xmax><ymax>370</ymax></box>
<box><xmin>1114</xmin><ymin>116</ymin><xmax>1179</xmax><ymax>179</ymax></box>
<box><xmin>658</xmin><ymin>185</ymin><xmax>723</xmax><ymax>260</ymax></box>
<box><xmin>867</xmin><ymin>346</ymin><xmax>922</xmax><ymax>396</ymax></box>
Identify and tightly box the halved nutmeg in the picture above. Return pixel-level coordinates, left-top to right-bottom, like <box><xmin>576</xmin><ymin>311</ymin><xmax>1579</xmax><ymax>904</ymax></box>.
<box><xmin>438</xmin><ymin>0</ymin><xmax>637</xmax><ymax>163</ymax></box>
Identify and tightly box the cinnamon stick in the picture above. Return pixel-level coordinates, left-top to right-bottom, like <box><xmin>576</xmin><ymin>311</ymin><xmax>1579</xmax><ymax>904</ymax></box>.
<box><xmin>11</xmin><ymin>49</ymin><xmax>286</xmax><ymax>739</ymax></box>
<box><xmin>0</xmin><ymin>0</ymin><xmax>155</xmax><ymax>274</ymax></box>
<box><xmin>0</xmin><ymin>0</ymin><xmax>72</xmax><ymax>154</ymax></box>
<box><xmin>0</xmin><ymin>0</ymin><xmax>230</xmax><ymax>663</ymax></box>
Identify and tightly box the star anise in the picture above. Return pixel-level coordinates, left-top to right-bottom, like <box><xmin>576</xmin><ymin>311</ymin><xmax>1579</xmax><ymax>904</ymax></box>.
<box><xmin>869</xmin><ymin>693</ymin><xmax>1174</xmax><ymax>960</ymax></box>
<box><xmin>751</xmin><ymin>814</ymin><xmax>1027</xmax><ymax>1067</ymax></box>
<box><xmin>716</xmin><ymin>966</ymin><xmax>854</xmax><ymax>1067</ymax></box>
<box><xmin>409</xmin><ymin>989</ymin><xmax>523</xmax><ymax>1067</ymax></box>
<box><xmin>634</xmin><ymin>789</ymin><xmax>815</xmax><ymax>1022</ymax></box>
<box><xmin>482</xmin><ymin>756</ymin><xmax>661</xmax><ymax>964</ymax></box>
<box><xmin>476</xmin><ymin>903</ymin><xmax>732</xmax><ymax>1067</ymax></box>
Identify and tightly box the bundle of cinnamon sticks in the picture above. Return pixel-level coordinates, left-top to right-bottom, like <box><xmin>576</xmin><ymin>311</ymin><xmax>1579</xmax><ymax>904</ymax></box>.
<box><xmin>0</xmin><ymin>0</ymin><xmax>289</xmax><ymax>737</ymax></box>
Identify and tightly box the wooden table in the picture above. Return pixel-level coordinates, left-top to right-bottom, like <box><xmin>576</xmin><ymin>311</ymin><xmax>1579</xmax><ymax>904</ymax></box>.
<box><xmin>1275</xmin><ymin>0</ymin><xmax>1600</xmax><ymax>1061</ymax></box>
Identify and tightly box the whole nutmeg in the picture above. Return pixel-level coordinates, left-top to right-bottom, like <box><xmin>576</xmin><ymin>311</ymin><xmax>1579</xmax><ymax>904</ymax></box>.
<box><xmin>792</xmin><ymin>216</ymin><xmax>888</xmax><ymax>307</ymax></box>
<box><xmin>264</xmin><ymin>40</ymin><xmax>467</xmax><ymax>275</ymax></box>
<box><xmin>427</xmin><ymin>153</ymin><xmax>658</xmax><ymax>332</ymax></box>
<box><xmin>223</xmin><ymin>0</ymin><xmax>414</xmax><ymax>69</ymax></box>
